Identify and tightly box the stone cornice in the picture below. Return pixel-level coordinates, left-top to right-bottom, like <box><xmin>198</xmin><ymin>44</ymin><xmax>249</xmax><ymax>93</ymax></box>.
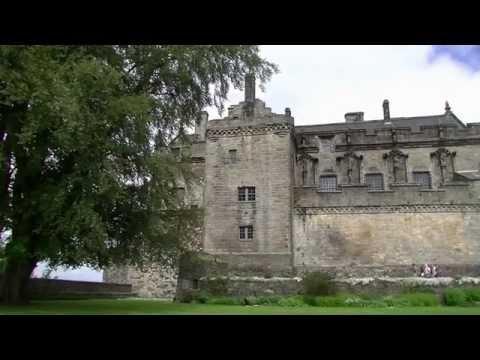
<box><xmin>335</xmin><ymin>137</ymin><xmax>480</xmax><ymax>152</ymax></box>
<box><xmin>295</xmin><ymin>204</ymin><xmax>480</xmax><ymax>215</ymax></box>
<box><xmin>207</xmin><ymin>123</ymin><xmax>291</xmax><ymax>138</ymax></box>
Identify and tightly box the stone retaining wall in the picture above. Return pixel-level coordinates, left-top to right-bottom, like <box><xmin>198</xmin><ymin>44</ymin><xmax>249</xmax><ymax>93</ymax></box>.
<box><xmin>177</xmin><ymin>275</ymin><xmax>480</xmax><ymax>301</ymax></box>
<box><xmin>0</xmin><ymin>275</ymin><xmax>133</xmax><ymax>300</ymax></box>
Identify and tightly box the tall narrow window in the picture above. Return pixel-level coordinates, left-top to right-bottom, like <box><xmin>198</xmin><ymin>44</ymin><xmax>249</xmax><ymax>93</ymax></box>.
<box><xmin>247</xmin><ymin>187</ymin><xmax>255</xmax><ymax>201</ymax></box>
<box><xmin>365</xmin><ymin>173</ymin><xmax>384</xmax><ymax>191</ymax></box>
<box><xmin>413</xmin><ymin>172</ymin><xmax>431</xmax><ymax>189</ymax></box>
<box><xmin>319</xmin><ymin>175</ymin><xmax>337</xmax><ymax>192</ymax></box>
<box><xmin>238</xmin><ymin>187</ymin><xmax>246</xmax><ymax>201</ymax></box>
<box><xmin>238</xmin><ymin>186</ymin><xmax>255</xmax><ymax>201</ymax></box>
<box><xmin>239</xmin><ymin>225</ymin><xmax>253</xmax><ymax>240</ymax></box>
<box><xmin>229</xmin><ymin>149</ymin><xmax>237</xmax><ymax>163</ymax></box>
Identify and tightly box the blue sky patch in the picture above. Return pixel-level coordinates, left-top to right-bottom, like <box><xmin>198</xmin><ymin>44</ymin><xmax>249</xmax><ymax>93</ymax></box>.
<box><xmin>429</xmin><ymin>45</ymin><xmax>480</xmax><ymax>72</ymax></box>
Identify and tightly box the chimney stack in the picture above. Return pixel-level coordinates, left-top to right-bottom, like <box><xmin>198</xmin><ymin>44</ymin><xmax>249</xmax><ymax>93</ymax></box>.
<box><xmin>244</xmin><ymin>73</ymin><xmax>256</xmax><ymax>103</ymax></box>
<box><xmin>383</xmin><ymin>99</ymin><xmax>390</xmax><ymax>121</ymax></box>
<box><xmin>345</xmin><ymin>112</ymin><xmax>364</xmax><ymax>123</ymax></box>
<box><xmin>195</xmin><ymin>111</ymin><xmax>208</xmax><ymax>142</ymax></box>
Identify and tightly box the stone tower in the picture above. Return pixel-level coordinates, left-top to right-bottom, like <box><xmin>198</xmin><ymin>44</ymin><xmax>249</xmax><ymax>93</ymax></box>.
<box><xmin>202</xmin><ymin>75</ymin><xmax>295</xmax><ymax>275</ymax></box>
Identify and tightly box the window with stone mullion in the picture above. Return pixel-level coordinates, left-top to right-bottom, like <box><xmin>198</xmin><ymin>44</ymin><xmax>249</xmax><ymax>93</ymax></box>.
<box><xmin>319</xmin><ymin>175</ymin><xmax>337</xmax><ymax>192</ymax></box>
<box><xmin>413</xmin><ymin>172</ymin><xmax>431</xmax><ymax>189</ymax></box>
<box><xmin>366</xmin><ymin>174</ymin><xmax>384</xmax><ymax>191</ymax></box>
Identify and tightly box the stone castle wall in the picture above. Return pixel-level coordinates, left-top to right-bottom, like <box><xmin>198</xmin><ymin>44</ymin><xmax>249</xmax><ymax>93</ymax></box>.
<box><xmin>293</xmin><ymin>210</ymin><xmax>480</xmax><ymax>275</ymax></box>
<box><xmin>203</xmin><ymin>106</ymin><xmax>294</xmax><ymax>271</ymax></box>
<box><xmin>103</xmin><ymin>264</ymin><xmax>178</xmax><ymax>299</ymax></box>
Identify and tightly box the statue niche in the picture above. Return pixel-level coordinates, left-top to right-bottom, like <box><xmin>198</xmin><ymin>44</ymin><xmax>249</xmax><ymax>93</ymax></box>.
<box><xmin>383</xmin><ymin>149</ymin><xmax>408</xmax><ymax>184</ymax></box>
<box><xmin>430</xmin><ymin>148</ymin><xmax>456</xmax><ymax>184</ymax></box>
<box><xmin>336</xmin><ymin>151</ymin><xmax>363</xmax><ymax>185</ymax></box>
<box><xmin>296</xmin><ymin>152</ymin><xmax>318</xmax><ymax>186</ymax></box>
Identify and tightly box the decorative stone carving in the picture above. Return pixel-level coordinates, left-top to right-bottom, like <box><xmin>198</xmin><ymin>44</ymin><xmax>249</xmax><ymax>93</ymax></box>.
<box><xmin>345</xmin><ymin>131</ymin><xmax>352</xmax><ymax>145</ymax></box>
<box><xmin>207</xmin><ymin>123</ymin><xmax>291</xmax><ymax>138</ymax></box>
<box><xmin>431</xmin><ymin>148</ymin><xmax>456</xmax><ymax>184</ymax></box>
<box><xmin>383</xmin><ymin>149</ymin><xmax>408</xmax><ymax>184</ymax></box>
<box><xmin>391</xmin><ymin>129</ymin><xmax>398</xmax><ymax>144</ymax></box>
<box><xmin>297</xmin><ymin>151</ymin><xmax>318</xmax><ymax>186</ymax></box>
<box><xmin>296</xmin><ymin>204</ymin><xmax>480</xmax><ymax>215</ymax></box>
<box><xmin>336</xmin><ymin>151</ymin><xmax>363</xmax><ymax>185</ymax></box>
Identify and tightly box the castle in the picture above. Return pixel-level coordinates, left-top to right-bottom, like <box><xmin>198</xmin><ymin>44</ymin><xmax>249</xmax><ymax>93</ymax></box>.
<box><xmin>104</xmin><ymin>75</ymin><xmax>480</xmax><ymax>298</ymax></box>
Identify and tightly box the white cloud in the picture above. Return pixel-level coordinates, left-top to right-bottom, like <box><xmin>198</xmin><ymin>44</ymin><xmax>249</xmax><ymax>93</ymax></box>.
<box><xmin>206</xmin><ymin>45</ymin><xmax>480</xmax><ymax>125</ymax></box>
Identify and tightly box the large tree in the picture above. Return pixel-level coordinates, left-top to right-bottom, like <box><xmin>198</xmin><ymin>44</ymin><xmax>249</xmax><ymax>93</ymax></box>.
<box><xmin>0</xmin><ymin>45</ymin><xmax>278</xmax><ymax>304</ymax></box>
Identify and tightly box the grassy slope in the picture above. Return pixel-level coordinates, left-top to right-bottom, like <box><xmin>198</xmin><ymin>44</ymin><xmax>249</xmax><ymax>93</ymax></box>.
<box><xmin>1</xmin><ymin>299</ymin><xmax>480</xmax><ymax>315</ymax></box>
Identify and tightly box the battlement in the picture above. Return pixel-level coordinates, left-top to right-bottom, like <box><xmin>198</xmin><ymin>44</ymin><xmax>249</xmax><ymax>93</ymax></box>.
<box><xmin>295</xmin><ymin>123</ymin><xmax>480</xmax><ymax>152</ymax></box>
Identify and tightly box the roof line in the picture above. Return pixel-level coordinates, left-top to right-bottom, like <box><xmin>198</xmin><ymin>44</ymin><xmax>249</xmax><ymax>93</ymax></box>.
<box><xmin>295</xmin><ymin>114</ymin><xmax>449</xmax><ymax>129</ymax></box>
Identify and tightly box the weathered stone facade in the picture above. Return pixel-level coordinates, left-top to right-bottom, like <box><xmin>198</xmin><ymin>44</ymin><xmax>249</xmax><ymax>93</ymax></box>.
<box><xmin>105</xmin><ymin>76</ymin><xmax>480</xmax><ymax>298</ymax></box>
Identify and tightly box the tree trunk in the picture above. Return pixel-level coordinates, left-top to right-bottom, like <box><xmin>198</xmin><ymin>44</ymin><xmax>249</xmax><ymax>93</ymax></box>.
<box><xmin>1</xmin><ymin>257</ymin><xmax>37</xmax><ymax>305</ymax></box>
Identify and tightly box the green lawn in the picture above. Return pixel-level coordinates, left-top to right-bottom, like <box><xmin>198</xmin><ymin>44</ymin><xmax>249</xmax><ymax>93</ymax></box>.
<box><xmin>1</xmin><ymin>299</ymin><xmax>480</xmax><ymax>315</ymax></box>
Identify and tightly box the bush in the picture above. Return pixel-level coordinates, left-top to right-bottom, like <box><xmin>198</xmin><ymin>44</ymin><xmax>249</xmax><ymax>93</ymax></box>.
<box><xmin>464</xmin><ymin>288</ymin><xmax>480</xmax><ymax>303</ymax></box>
<box><xmin>443</xmin><ymin>288</ymin><xmax>467</xmax><ymax>306</ymax></box>
<box><xmin>205</xmin><ymin>278</ymin><xmax>229</xmax><ymax>296</ymax></box>
<box><xmin>245</xmin><ymin>295</ymin><xmax>282</xmax><ymax>306</ymax></box>
<box><xmin>192</xmin><ymin>291</ymin><xmax>209</xmax><ymax>304</ymax></box>
<box><xmin>206</xmin><ymin>297</ymin><xmax>243</xmax><ymax>305</ymax></box>
<box><xmin>384</xmin><ymin>293</ymin><xmax>440</xmax><ymax>307</ymax></box>
<box><xmin>401</xmin><ymin>286</ymin><xmax>436</xmax><ymax>294</ymax></box>
<box><xmin>311</xmin><ymin>295</ymin><xmax>350</xmax><ymax>307</ymax></box>
<box><xmin>277</xmin><ymin>296</ymin><xmax>307</xmax><ymax>307</ymax></box>
<box><xmin>303</xmin><ymin>272</ymin><xmax>336</xmax><ymax>296</ymax></box>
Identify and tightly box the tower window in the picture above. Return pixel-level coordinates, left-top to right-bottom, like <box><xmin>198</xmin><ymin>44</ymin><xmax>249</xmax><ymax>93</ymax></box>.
<box><xmin>229</xmin><ymin>149</ymin><xmax>237</xmax><ymax>163</ymax></box>
<box><xmin>365</xmin><ymin>173</ymin><xmax>384</xmax><ymax>191</ymax></box>
<box><xmin>413</xmin><ymin>172</ymin><xmax>431</xmax><ymax>189</ymax></box>
<box><xmin>239</xmin><ymin>225</ymin><xmax>253</xmax><ymax>240</ymax></box>
<box><xmin>238</xmin><ymin>186</ymin><xmax>256</xmax><ymax>201</ymax></box>
<box><xmin>319</xmin><ymin>175</ymin><xmax>337</xmax><ymax>192</ymax></box>
<box><xmin>247</xmin><ymin>187</ymin><xmax>255</xmax><ymax>201</ymax></box>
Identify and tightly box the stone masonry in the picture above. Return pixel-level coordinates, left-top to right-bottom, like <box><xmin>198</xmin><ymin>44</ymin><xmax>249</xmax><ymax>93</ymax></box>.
<box><xmin>105</xmin><ymin>75</ymin><xmax>480</xmax><ymax>299</ymax></box>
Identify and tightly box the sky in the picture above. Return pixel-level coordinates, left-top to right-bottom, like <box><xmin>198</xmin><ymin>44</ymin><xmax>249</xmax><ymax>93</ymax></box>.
<box><xmin>31</xmin><ymin>45</ymin><xmax>480</xmax><ymax>282</ymax></box>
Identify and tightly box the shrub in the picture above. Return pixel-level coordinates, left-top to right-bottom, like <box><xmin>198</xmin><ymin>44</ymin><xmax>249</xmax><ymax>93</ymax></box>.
<box><xmin>192</xmin><ymin>291</ymin><xmax>209</xmax><ymax>304</ymax></box>
<box><xmin>311</xmin><ymin>295</ymin><xmax>349</xmax><ymax>307</ymax></box>
<box><xmin>392</xmin><ymin>293</ymin><xmax>440</xmax><ymax>307</ymax></box>
<box><xmin>303</xmin><ymin>272</ymin><xmax>336</xmax><ymax>296</ymax></box>
<box><xmin>402</xmin><ymin>286</ymin><xmax>436</xmax><ymax>294</ymax></box>
<box><xmin>443</xmin><ymin>288</ymin><xmax>467</xmax><ymax>306</ymax></box>
<box><xmin>206</xmin><ymin>297</ymin><xmax>243</xmax><ymax>305</ymax></box>
<box><xmin>464</xmin><ymin>288</ymin><xmax>480</xmax><ymax>303</ymax></box>
<box><xmin>254</xmin><ymin>296</ymin><xmax>282</xmax><ymax>305</ymax></box>
<box><xmin>277</xmin><ymin>296</ymin><xmax>307</xmax><ymax>307</ymax></box>
<box><xmin>205</xmin><ymin>278</ymin><xmax>229</xmax><ymax>296</ymax></box>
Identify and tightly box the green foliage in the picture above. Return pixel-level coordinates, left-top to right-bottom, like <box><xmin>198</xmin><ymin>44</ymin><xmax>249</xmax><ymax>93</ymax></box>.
<box><xmin>464</xmin><ymin>288</ymin><xmax>480</xmax><ymax>303</ymax></box>
<box><xmin>443</xmin><ymin>288</ymin><xmax>467</xmax><ymax>306</ymax></box>
<box><xmin>0</xmin><ymin>248</ymin><xmax>5</xmax><ymax>274</ymax></box>
<box><xmin>383</xmin><ymin>293</ymin><xmax>440</xmax><ymax>307</ymax></box>
<box><xmin>0</xmin><ymin>45</ymin><xmax>278</xmax><ymax>301</ymax></box>
<box><xmin>401</xmin><ymin>286</ymin><xmax>436</xmax><ymax>294</ymax></box>
<box><xmin>277</xmin><ymin>296</ymin><xmax>307</xmax><ymax>307</ymax></box>
<box><xmin>180</xmin><ymin>289</ymin><xmax>477</xmax><ymax>308</ymax></box>
<box><xmin>243</xmin><ymin>295</ymin><xmax>282</xmax><ymax>306</ymax></box>
<box><xmin>302</xmin><ymin>271</ymin><xmax>336</xmax><ymax>296</ymax></box>
<box><xmin>204</xmin><ymin>278</ymin><xmax>229</xmax><ymax>297</ymax></box>
<box><xmin>205</xmin><ymin>297</ymin><xmax>243</xmax><ymax>306</ymax></box>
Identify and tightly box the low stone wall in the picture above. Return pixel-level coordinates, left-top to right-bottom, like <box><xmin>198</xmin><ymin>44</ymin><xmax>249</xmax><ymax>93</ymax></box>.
<box><xmin>177</xmin><ymin>275</ymin><xmax>480</xmax><ymax>301</ymax></box>
<box><xmin>294</xmin><ymin>265</ymin><xmax>480</xmax><ymax>278</ymax></box>
<box><xmin>0</xmin><ymin>275</ymin><xmax>133</xmax><ymax>300</ymax></box>
<box><xmin>334</xmin><ymin>276</ymin><xmax>480</xmax><ymax>296</ymax></box>
<box><xmin>103</xmin><ymin>264</ymin><xmax>177</xmax><ymax>299</ymax></box>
